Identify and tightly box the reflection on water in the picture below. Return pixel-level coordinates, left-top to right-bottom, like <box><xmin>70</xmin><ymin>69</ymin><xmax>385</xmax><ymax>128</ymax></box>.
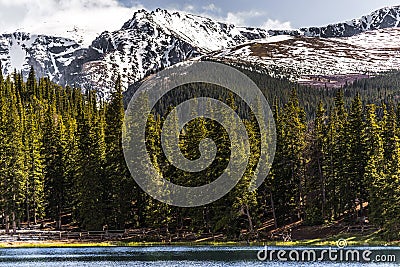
<box><xmin>0</xmin><ymin>246</ymin><xmax>398</xmax><ymax>266</ymax></box>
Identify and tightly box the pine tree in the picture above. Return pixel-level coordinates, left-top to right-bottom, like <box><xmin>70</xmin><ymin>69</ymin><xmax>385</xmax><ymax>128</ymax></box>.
<box><xmin>324</xmin><ymin>107</ymin><xmax>339</xmax><ymax>220</ymax></box>
<box><xmin>379</xmin><ymin>103</ymin><xmax>400</xmax><ymax>240</ymax></box>
<box><xmin>364</xmin><ymin>104</ymin><xmax>385</xmax><ymax>227</ymax></box>
<box><xmin>345</xmin><ymin>93</ymin><xmax>366</xmax><ymax>219</ymax></box>
<box><xmin>26</xmin><ymin>66</ymin><xmax>36</xmax><ymax>100</ymax></box>
<box><xmin>331</xmin><ymin>89</ymin><xmax>348</xmax><ymax>218</ymax></box>
<box><xmin>59</xmin><ymin>112</ymin><xmax>78</xmax><ymax>229</ymax></box>
<box><xmin>272</xmin><ymin>89</ymin><xmax>307</xmax><ymax>224</ymax></box>
<box><xmin>75</xmin><ymin>90</ymin><xmax>106</xmax><ymax>230</ymax></box>
<box><xmin>104</xmin><ymin>75</ymin><xmax>136</xmax><ymax>229</ymax></box>
<box><xmin>23</xmin><ymin>104</ymin><xmax>45</xmax><ymax>225</ymax></box>
<box><xmin>305</xmin><ymin>101</ymin><xmax>325</xmax><ymax>224</ymax></box>
<box><xmin>42</xmin><ymin>100</ymin><xmax>67</xmax><ymax>229</ymax></box>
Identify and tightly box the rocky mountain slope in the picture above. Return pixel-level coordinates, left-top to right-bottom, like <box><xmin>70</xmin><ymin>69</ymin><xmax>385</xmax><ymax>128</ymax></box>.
<box><xmin>301</xmin><ymin>5</ymin><xmax>400</xmax><ymax>37</ymax></box>
<box><xmin>0</xmin><ymin>32</ymin><xmax>81</xmax><ymax>81</ymax></box>
<box><xmin>60</xmin><ymin>8</ymin><xmax>268</xmax><ymax>96</ymax></box>
<box><xmin>209</xmin><ymin>28</ymin><xmax>400</xmax><ymax>86</ymax></box>
<box><xmin>269</xmin><ymin>5</ymin><xmax>400</xmax><ymax>37</ymax></box>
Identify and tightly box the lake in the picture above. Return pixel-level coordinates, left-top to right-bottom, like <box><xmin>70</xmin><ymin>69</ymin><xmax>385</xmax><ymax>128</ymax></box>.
<box><xmin>0</xmin><ymin>246</ymin><xmax>399</xmax><ymax>266</ymax></box>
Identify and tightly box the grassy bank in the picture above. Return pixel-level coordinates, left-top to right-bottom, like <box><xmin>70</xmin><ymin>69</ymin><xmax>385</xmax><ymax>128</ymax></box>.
<box><xmin>1</xmin><ymin>233</ymin><xmax>399</xmax><ymax>248</ymax></box>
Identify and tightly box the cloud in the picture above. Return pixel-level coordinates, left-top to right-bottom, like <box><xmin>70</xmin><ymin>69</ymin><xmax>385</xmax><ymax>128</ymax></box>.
<box><xmin>0</xmin><ymin>0</ymin><xmax>293</xmax><ymax>46</ymax></box>
<box><xmin>202</xmin><ymin>3</ymin><xmax>221</xmax><ymax>13</ymax></box>
<box><xmin>0</xmin><ymin>0</ymin><xmax>144</xmax><ymax>47</ymax></box>
<box><xmin>183</xmin><ymin>4</ymin><xmax>195</xmax><ymax>12</ymax></box>
<box><xmin>261</xmin><ymin>19</ymin><xmax>292</xmax><ymax>30</ymax></box>
<box><xmin>223</xmin><ymin>10</ymin><xmax>265</xmax><ymax>26</ymax></box>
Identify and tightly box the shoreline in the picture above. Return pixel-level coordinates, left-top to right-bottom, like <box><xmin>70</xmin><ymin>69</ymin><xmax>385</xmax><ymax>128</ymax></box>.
<box><xmin>1</xmin><ymin>225</ymin><xmax>399</xmax><ymax>248</ymax></box>
<box><xmin>1</xmin><ymin>239</ymin><xmax>399</xmax><ymax>248</ymax></box>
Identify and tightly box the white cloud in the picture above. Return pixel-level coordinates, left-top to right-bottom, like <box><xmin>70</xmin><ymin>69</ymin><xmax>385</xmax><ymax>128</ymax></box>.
<box><xmin>202</xmin><ymin>3</ymin><xmax>221</xmax><ymax>13</ymax></box>
<box><xmin>183</xmin><ymin>4</ymin><xmax>195</xmax><ymax>12</ymax></box>
<box><xmin>0</xmin><ymin>0</ymin><xmax>144</xmax><ymax>47</ymax></box>
<box><xmin>223</xmin><ymin>10</ymin><xmax>265</xmax><ymax>26</ymax></box>
<box><xmin>261</xmin><ymin>19</ymin><xmax>292</xmax><ymax>30</ymax></box>
<box><xmin>0</xmin><ymin>0</ymin><xmax>293</xmax><ymax>47</ymax></box>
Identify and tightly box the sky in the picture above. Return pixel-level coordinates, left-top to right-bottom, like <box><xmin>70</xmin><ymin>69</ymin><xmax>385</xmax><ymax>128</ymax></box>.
<box><xmin>0</xmin><ymin>0</ymin><xmax>399</xmax><ymax>46</ymax></box>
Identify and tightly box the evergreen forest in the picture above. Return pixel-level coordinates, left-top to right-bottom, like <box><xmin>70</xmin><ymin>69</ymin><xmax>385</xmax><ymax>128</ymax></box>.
<box><xmin>0</xmin><ymin>64</ymin><xmax>399</xmax><ymax>241</ymax></box>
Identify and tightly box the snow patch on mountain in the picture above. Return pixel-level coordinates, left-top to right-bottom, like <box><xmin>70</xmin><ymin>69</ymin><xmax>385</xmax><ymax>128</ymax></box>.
<box><xmin>9</xmin><ymin>35</ymin><xmax>27</xmax><ymax>71</ymax></box>
<box><xmin>210</xmin><ymin>28</ymin><xmax>400</xmax><ymax>81</ymax></box>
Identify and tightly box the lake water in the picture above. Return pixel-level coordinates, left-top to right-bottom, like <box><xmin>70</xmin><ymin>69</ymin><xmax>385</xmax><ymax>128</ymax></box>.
<box><xmin>0</xmin><ymin>246</ymin><xmax>399</xmax><ymax>266</ymax></box>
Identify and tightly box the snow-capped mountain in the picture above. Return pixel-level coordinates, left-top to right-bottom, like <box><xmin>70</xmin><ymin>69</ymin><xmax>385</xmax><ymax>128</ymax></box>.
<box><xmin>301</xmin><ymin>5</ymin><xmax>400</xmax><ymax>37</ymax></box>
<box><xmin>0</xmin><ymin>32</ymin><xmax>81</xmax><ymax>81</ymax></box>
<box><xmin>208</xmin><ymin>28</ymin><xmax>400</xmax><ymax>85</ymax></box>
<box><xmin>60</xmin><ymin>8</ymin><xmax>268</xmax><ymax>96</ymax></box>
<box><xmin>0</xmin><ymin>9</ymin><xmax>269</xmax><ymax>96</ymax></box>
<box><xmin>268</xmin><ymin>5</ymin><xmax>400</xmax><ymax>38</ymax></box>
<box><xmin>1</xmin><ymin>6</ymin><xmax>400</xmax><ymax>95</ymax></box>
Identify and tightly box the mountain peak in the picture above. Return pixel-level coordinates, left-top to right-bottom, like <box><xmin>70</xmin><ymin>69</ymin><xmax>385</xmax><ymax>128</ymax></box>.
<box><xmin>364</xmin><ymin>5</ymin><xmax>400</xmax><ymax>28</ymax></box>
<box><xmin>73</xmin><ymin>8</ymin><xmax>269</xmax><ymax>96</ymax></box>
<box><xmin>119</xmin><ymin>8</ymin><xmax>268</xmax><ymax>52</ymax></box>
<box><xmin>152</xmin><ymin>8</ymin><xmax>171</xmax><ymax>15</ymax></box>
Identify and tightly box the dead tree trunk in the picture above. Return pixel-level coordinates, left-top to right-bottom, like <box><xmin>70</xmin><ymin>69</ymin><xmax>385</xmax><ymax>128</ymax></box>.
<box><xmin>245</xmin><ymin>204</ymin><xmax>254</xmax><ymax>234</ymax></box>
<box><xmin>270</xmin><ymin>193</ymin><xmax>278</xmax><ymax>229</ymax></box>
<box><xmin>12</xmin><ymin>211</ymin><xmax>16</xmax><ymax>235</ymax></box>
<box><xmin>26</xmin><ymin>201</ymin><xmax>30</xmax><ymax>228</ymax></box>
<box><xmin>5</xmin><ymin>214</ymin><xmax>9</xmax><ymax>234</ymax></box>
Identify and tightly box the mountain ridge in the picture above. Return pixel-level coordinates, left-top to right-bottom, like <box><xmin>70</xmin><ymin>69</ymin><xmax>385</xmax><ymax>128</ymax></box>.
<box><xmin>300</xmin><ymin>5</ymin><xmax>400</xmax><ymax>37</ymax></box>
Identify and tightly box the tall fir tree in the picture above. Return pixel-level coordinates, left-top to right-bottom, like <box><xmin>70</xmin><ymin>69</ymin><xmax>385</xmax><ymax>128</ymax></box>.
<box><xmin>23</xmin><ymin>104</ymin><xmax>45</xmax><ymax>225</ymax></box>
<box><xmin>104</xmin><ymin>75</ymin><xmax>136</xmax><ymax>229</ymax></box>
<box><xmin>75</xmin><ymin>90</ymin><xmax>105</xmax><ymax>230</ymax></box>
<box><xmin>345</xmin><ymin>93</ymin><xmax>366</xmax><ymax>219</ymax></box>
<box><xmin>305</xmin><ymin>101</ymin><xmax>326</xmax><ymax>224</ymax></box>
